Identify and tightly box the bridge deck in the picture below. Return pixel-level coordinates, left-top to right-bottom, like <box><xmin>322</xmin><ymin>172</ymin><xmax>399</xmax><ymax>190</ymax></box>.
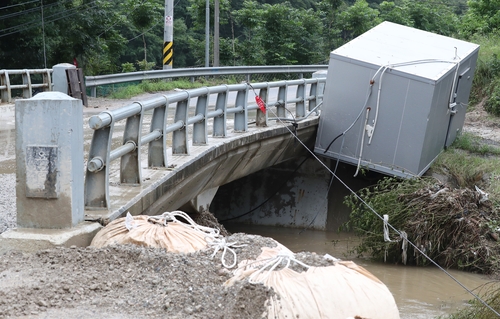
<box><xmin>84</xmin><ymin>116</ymin><xmax>319</xmax><ymax>222</ymax></box>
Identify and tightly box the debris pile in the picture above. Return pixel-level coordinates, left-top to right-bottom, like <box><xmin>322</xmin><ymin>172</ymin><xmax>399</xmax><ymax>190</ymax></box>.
<box><xmin>345</xmin><ymin>177</ymin><xmax>500</xmax><ymax>275</ymax></box>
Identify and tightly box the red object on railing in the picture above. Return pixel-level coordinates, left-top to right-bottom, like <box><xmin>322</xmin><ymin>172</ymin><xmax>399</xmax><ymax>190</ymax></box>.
<box><xmin>255</xmin><ymin>96</ymin><xmax>266</xmax><ymax>114</ymax></box>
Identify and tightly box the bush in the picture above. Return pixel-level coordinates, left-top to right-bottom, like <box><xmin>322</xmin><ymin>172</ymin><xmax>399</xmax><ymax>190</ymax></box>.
<box><xmin>136</xmin><ymin>59</ymin><xmax>156</xmax><ymax>71</ymax></box>
<box><xmin>121</xmin><ymin>62</ymin><xmax>136</xmax><ymax>73</ymax></box>
<box><xmin>485</xmin><ymin>78</ymin><xmax>500</xmax><ymax>116</ymax></box>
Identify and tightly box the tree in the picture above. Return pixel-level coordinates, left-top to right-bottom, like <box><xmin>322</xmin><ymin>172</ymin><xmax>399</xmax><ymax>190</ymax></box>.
<box><xmin>125</xmin><ymin>0</ymin><xmax>162</xmax><ymax>66</ymax></box>
<box><xmin>233</xmin><ymin>1</ymin><xmax>324</xmax><ymax>65</ymax></box>
<box><xmin>334</xmin><ymin>0</ymin><xmax>381</xmax><ymax>43</ymax></box>
<box><xmin>459</xmin><ymin>0</ymin><xmax>500</xmax><ymax>38</ymax></box>
<box><xmin>378</xmin><ymin>0</ymin><xmax>458</xmax><ymax>36</ymax></box>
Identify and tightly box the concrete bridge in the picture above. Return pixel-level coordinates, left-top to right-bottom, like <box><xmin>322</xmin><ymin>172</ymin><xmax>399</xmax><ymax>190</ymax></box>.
<box><xmin>0</xmin><ymin>72</ymin><xmax>328</xmax><ymax>251</ymax></box>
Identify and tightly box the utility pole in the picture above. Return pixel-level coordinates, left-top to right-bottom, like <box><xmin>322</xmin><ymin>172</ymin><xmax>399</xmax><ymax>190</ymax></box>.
<box><xmin>205</xmin><ymin>0</ymin><xmax>210</xmax><ymax>67</ymax></box>
<box><xmin>214</xmin><ymin>0</ymin><xmax>219</xmax><ymax>67</ymax></box>
<box><xmin>163</xmin><ymin>0</ymin><xmax>173</xmax><ymax>69</ymax></box>
<box><xmin>41</xmin><ymin>0</ymin><xmax>47</xmax><ymax>68</ymax></box>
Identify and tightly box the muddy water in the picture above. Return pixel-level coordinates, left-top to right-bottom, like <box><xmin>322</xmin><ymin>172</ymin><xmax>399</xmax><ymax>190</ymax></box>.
<box><xmin>225</xmin><ymin>223</ymin><xmax>492</xmax><ymax>319</ymax></box>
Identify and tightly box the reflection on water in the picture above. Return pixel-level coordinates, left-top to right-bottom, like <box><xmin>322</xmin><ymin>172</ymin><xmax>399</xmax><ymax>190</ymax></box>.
<box><xmin>225</xmin><ymin>223</ymin><xmax>492</xmax><ymax>319</ymax></box>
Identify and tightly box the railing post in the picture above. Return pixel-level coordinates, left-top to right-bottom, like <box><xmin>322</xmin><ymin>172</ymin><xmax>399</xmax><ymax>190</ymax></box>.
<box><xmin>193</xmin><ymin>89</ymin><xmax>209</xmax><ymax>145</ymax></box>
<box><xmin>213</xmin><ymin>87</ymin><xmax>228</xmax><ymax>137</ymax></box>
<box><xmin>120</xmin><ymin>102</ymin><xmax>143</xmax><ymax>185</ymax></box>
<box><xmin>85</xmin><ymin>116</ymin><xmax>113</xmax><ymax>209</ymax></box>
<box><xmin>148</xmin><ymin>96</ymin><xmax>168</xmax><ymax>167</ymax></box>
<box><xmin>276</xmin><ymin>84</ymin><xmax>287</xmax><ymax>118</ymax></box>
<box><xmin>15</xmin><ymin>92</ymin><xmax>84</xmax><ymax>228</ymax></box>
<box><xmin>22</xmin><ymin>69</ymin><xmax>33</xmax><ymax>99</ymax></box>
<box><xmin>256</xmin><ymin>86</ymin><xmax>268</xmax><ymax>127</ymax></box>
<box><xmin>42</xmin><ymin>69</ymin><xmax>52</xmax><ymax>92</ymax></box>
<box><xmin>0</xmin><ymin>70</ymin><xmax>11</xmax><ymax>103</ymax></box>
<box><xmin>312</xmin><ymin>70</ymin><xmax>327</xmax><ymax>113</ymax></box>
<box><xmin>173</xmin><ymin>93</ymin><xmax>189</xmax><ymax>155</ymax></box>
<box><xmin>234</xmin><ymin>86</ymin><xmax>248</xmax><ymax>132</ymax></box>
<box><xmin>296</xmin><ymin>80</ymin><xmax>306</xmax><ymax>118</ymax></box>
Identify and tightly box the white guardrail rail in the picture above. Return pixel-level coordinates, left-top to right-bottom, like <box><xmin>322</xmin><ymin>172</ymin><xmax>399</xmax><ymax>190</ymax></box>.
<box><xmin>84</xmin><ymin>77</ymin><xmax>326</xmax><ymax>210</ymax></box>
<box><xmin>0</xmin><ymin>65</ymin><xmax>328</xmax><ymax>102</ymax></box>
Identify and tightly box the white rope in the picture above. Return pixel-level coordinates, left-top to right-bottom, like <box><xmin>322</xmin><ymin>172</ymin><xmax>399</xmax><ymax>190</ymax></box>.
<box><xmin>383</xmin><ymin>214</ymin><xmax>395</xmax><ymax>242</ymax></box>
<box><xmin>125</xmin><ymin>212</ymin><xmax>138</xmax><ymax>231</ymax></box>
<box><xmin>401</xmin><ymin>231</ymin><xmax>408</xmax><ymax>265</ymax></box>
<box><xmin>147</xmin><ymin>210</ymin><xmax>221</xmax><ymax>238</ymax></box>
<box><xmin>207</xmin><ymin>237</ymin><xmax>247</xmax><ymax>269</ymax></box>
<box><xmin>247</xmin><ymin>250</ymin><xmax>310</xmax><ymax>285</ymax></box>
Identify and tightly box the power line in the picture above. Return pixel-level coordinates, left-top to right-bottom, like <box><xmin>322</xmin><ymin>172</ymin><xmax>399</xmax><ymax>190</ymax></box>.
<box><xmin>0</xmin><ymin>0</ymin><xmax>99</xmax><ymax>38</ymax></box>
<box><xmin>0</xmin><ymin>0</ymin><xmax>74</xmax><ymax>20</ymax></box>
<box><xmin>0</xmin><ymin>0</ymin><xmax>39</xmax><ymax>11</ymax></box>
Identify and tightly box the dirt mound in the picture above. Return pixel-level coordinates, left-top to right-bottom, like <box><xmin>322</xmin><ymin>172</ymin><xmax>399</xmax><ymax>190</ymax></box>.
<box><xmin>0</xmin><ymin>233</ymin><xmax>280</xmax><ymax>319</ymax></box>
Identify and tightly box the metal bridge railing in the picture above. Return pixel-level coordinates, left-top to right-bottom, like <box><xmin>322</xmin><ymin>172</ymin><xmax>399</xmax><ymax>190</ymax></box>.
<box><xmin>85</xmin><ymin>65</ymin><xmax>328</xmax><ymax>98</ymax></box>
<box><xmin>0</xmin><ymin>69</ymin><xmax>53</xmax><ymax>103</ymax></box>
<box><xmin>84</xmin><ymin>77</ymin><xmax>326</xmax><ymax>210</ymax></box>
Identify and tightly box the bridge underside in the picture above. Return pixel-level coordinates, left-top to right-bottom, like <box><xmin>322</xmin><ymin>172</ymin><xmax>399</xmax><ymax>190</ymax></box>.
<box><xmin>84</xmin><ymin>118</ymin><xmax>319</xmax><ymax>223</ymax></box>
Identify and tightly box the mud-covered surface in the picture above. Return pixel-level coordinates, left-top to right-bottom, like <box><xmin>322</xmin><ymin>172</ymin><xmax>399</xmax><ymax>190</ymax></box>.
<box><xmin>0</xmin><ymin>232</ymin><xmax>340</xmax><ymax>319</ymax></box>
<box><xmin>463</xmin><ymin>101</ymin><xmax>500</xmax><ymax>141</ymax></box>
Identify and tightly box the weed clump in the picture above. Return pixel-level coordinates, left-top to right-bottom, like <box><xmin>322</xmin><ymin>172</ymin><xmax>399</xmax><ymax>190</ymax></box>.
<box><xmin>344</xmin><ymin>177</ymin><xmax>500</xmax><ymax>275</ymax></box>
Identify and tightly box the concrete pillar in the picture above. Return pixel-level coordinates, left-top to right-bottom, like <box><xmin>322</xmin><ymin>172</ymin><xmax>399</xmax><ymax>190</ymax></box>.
<box><xmin>15</xmin><ymin>92</ymin><xmax>84</xmax><ymax>229</ymax></box>
<box><xmin>52</xmin><ymin>63</ymin><xmax>76</xmax><ymax>95</ymax></box>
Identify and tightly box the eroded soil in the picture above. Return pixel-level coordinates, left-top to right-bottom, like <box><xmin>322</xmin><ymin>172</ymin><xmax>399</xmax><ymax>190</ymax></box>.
<box><xmin>0</xmin><ymin>232</ymin><xmax>337</xmax><ymax>319</ymax></box>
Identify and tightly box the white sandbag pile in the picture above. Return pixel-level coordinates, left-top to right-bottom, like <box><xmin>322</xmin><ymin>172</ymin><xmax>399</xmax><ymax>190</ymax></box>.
<box><xmin>90</xmin><ymin>211</ymin><xmax>400</xmax><ymax>318</ymax></box>
<box><xmin>90</xmin><ymin>211</ymin><xmax>219</xmax><ymax>253</ymax></box>
<box><xmin>225</xmin><ymin>245</ymin><xmax>400</xmax><ymax>319</ymax></box>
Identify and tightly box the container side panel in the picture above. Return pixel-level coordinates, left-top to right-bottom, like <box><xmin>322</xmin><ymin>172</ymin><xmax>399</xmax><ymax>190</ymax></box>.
<box><xmin>315</xmin><ymin>59</ymin><xmax>379</xmax><ymax>158</ymax></box>
<box><xmin>417</xmin><ymin>74</ymin><xmax>455</xmax><ymax>174</ymax></box>
<box><xmin>361</xmin><ymin>74</ymin><xmax>431</xmax><ymax>176</ymax></box>
<box><xmin>445</xmin><ymin>50</ymin><xmax>479</xmax><ymax>147</ymax></box>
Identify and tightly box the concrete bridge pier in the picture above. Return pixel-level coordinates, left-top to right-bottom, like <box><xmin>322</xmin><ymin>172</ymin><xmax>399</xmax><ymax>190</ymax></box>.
<box><xmin>0</xmin><ymin>92</ymin><xmax>101</xmax><ymax>253</ymax></box>
<box><xmin>211</xmin><ymin>156</ymin><xmax>384</xmax><ymax>232</ymax></box>
<box><xmin>180</xmin><ymin>187</ymin><xmax>220</xmax><ymax>213</ymax></box>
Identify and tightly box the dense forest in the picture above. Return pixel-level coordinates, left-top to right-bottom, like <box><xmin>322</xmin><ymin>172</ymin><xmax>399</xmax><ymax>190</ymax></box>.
<box><xmin>0</xmin><ymin>0</ymin><xmax>496</xmax><ymax>75</ymax></box>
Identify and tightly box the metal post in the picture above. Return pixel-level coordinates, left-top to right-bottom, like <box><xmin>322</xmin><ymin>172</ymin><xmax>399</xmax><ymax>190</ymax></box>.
<box><xmin>205</xmin><ymin>0</ymin><xmax>210</xmax><ymax>68</ymax></box>
<box><xmin>163</xmin><ymin>0</ymin><xmax>173</xmax><ymax>69</ymax></box>
<box><xmin>214</xmin><ymin>0</ymin><xmax>219</xmax><ymax>67</ymax></box>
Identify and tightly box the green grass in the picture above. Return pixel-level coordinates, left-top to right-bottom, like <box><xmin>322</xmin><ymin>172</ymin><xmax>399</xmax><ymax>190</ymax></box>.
<box><xmin>107</xmin><ymin>77</ymin><xmax>241</xmax><ymax>99</ymax></box>
<box><xmin>468</xmin><ymin>32</ymin><xmax>500</xmax><ymax>108</ymax></box>
<box><xmin>433</xmin><ymin>132</ymin><xmax>500</xmax><ymax>203</ymax></box>
<box><xmin>108</xmin><ymin>80</ymin><xmax>201</xmax><ymax>99</ymax></box>
<box><xmin>442</xmin><ymin>282</ymin><xmax>500</xmax><ymax>319</ymax></box>
<box><xmin>450</xmin><ymin>132</ymin><xmax>500</xmax><ymax>155</ymax></box>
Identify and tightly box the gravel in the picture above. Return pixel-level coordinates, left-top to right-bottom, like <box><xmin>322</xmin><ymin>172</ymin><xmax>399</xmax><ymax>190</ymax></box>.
<box><xmin>0</xmin><ymin>231</ymin><xmax>340</xmax><ymax>318</ymax></box>
<box><xmin>0</xmin><ymin>173</ymin><xmax>16</xmax><ymax>234</ymax></box>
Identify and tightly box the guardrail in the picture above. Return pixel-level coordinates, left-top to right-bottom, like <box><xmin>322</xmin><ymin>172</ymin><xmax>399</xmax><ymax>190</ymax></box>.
<box><xmin>0</xmin><ymin>69</ymin><xmax>53</xmax><ymax>103</ymax></box>
<box><xmin>85</xmin><ymin>65</ymin><xmax>328</xmax><ymax>98</ymax></box>
<box><xmin>84</xmin><ymin>77</ymin><xmax>326</xmax><ymax>210</ymax></box>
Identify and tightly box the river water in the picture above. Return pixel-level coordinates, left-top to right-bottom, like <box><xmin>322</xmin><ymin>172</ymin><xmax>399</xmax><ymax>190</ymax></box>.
<box><xmin>225</xmin><ymin>223</ymin><xmax>493</xmax><ymax>319</ymax></box>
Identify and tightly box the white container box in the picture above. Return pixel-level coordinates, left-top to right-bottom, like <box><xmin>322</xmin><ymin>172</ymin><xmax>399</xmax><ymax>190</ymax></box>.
<box><xmin>314</xmin><ymin>21</ymin><xmax>480</xmax><ymax>178</ymax></box>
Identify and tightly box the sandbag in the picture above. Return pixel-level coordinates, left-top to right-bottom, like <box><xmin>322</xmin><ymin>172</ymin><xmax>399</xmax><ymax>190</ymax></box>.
<box><xmin>226</xmin><ymin>246</ymin><xmax>400</xmax><ymax>319</ymax></box>
<box><xmin>90</xmin><ymin>211</ymin><xmax>219</xmax><ymax>253</ymax></box>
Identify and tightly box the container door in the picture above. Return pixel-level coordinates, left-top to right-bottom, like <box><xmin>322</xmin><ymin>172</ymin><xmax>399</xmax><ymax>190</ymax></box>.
<box><xmin>445</xmin><ymin>66</ymin><xmax>472</xmax><ymax>147</ymax></box>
